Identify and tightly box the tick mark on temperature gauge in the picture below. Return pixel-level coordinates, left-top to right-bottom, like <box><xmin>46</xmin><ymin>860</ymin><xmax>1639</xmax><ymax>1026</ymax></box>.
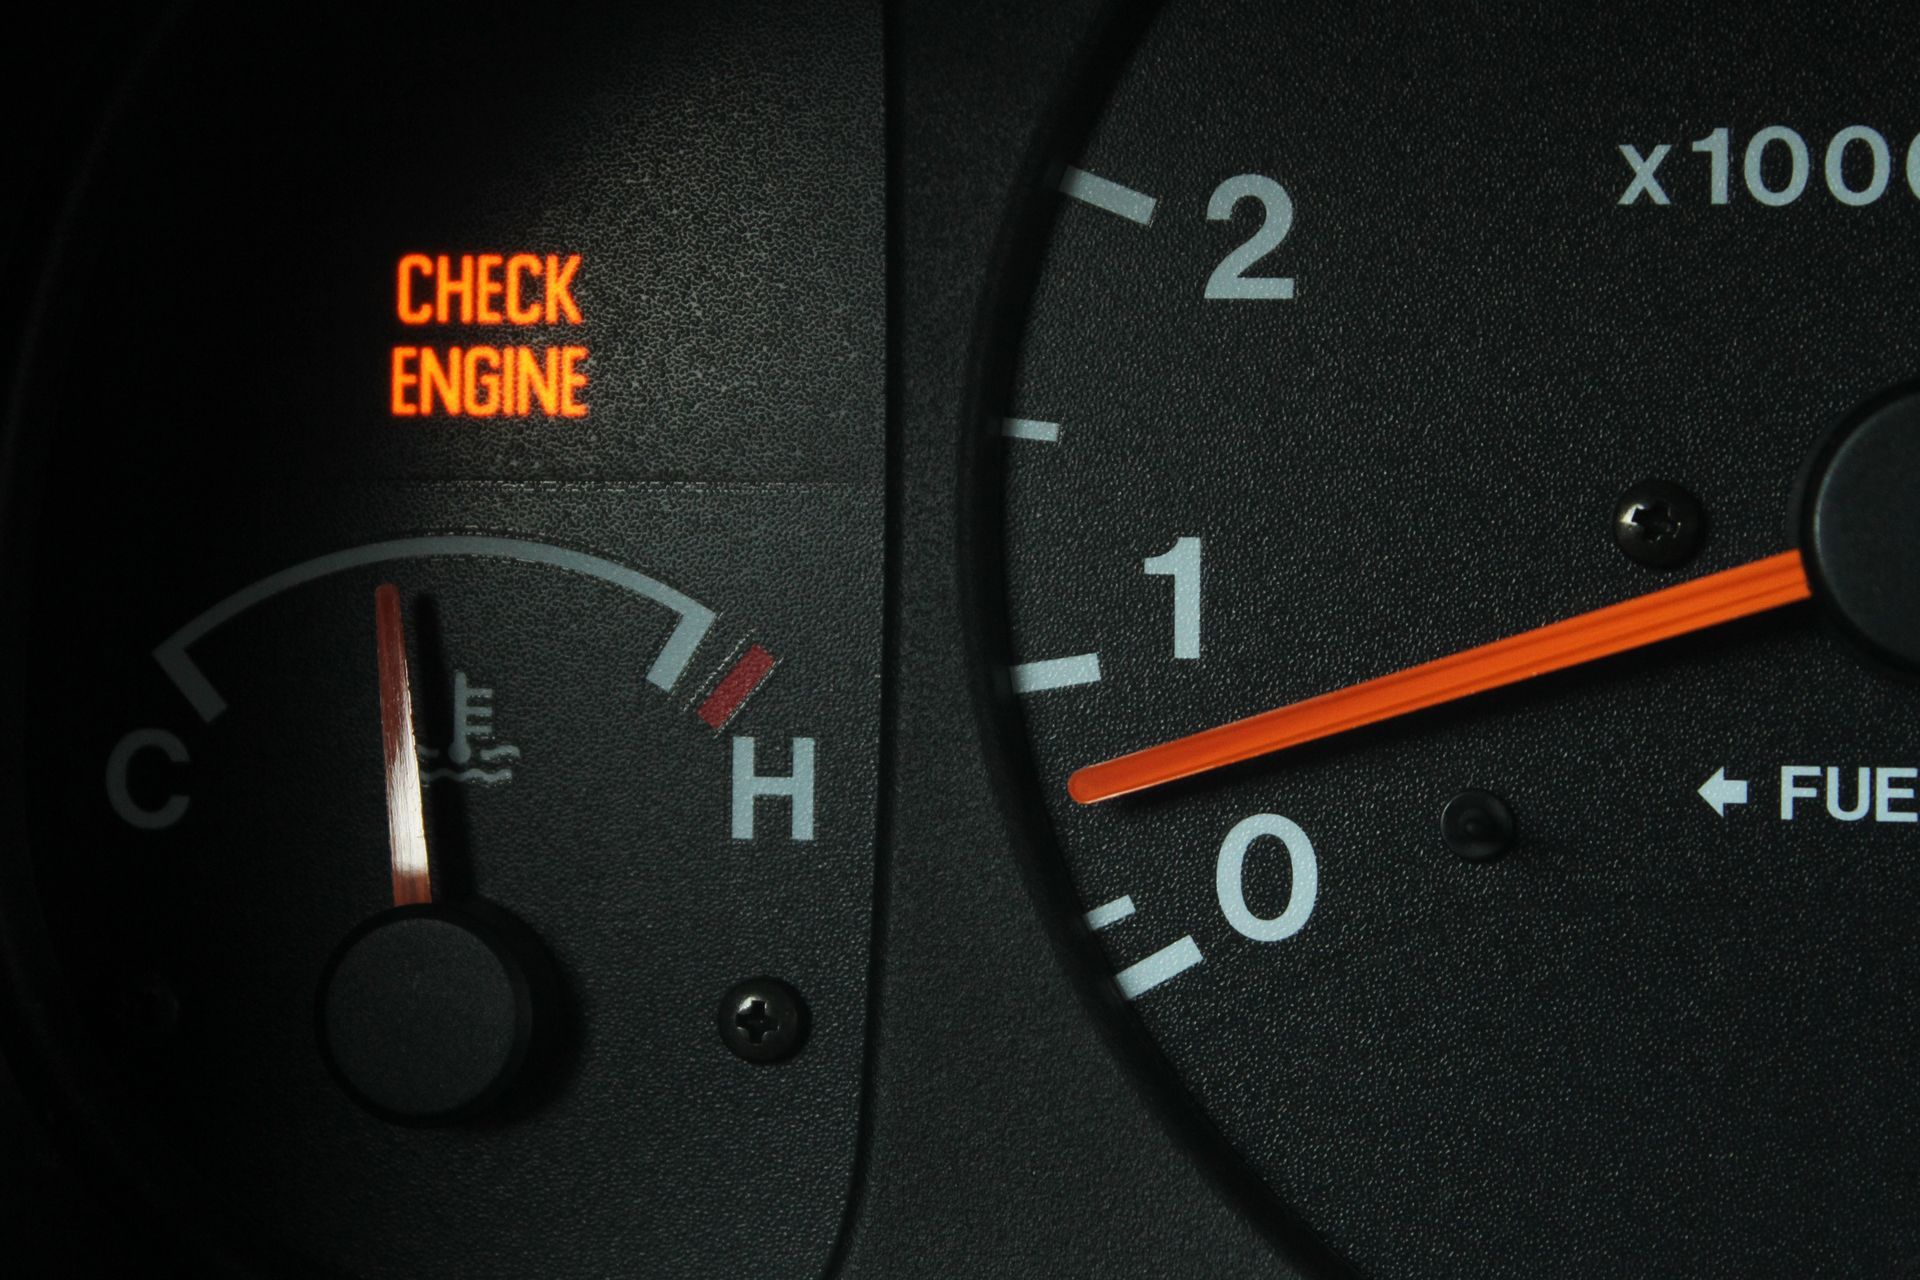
<box><xmin>105</xmin><ymin>535</ymin><xmax>811</xmax><ymax>842</ymax></box>
<box><xmin>153</xmin><ymin>536</ymin><xmax>716</xmax><ymax>723</ymax></box>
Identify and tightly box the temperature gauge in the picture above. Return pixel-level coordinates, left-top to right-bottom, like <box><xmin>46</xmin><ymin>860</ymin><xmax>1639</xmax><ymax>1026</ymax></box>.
<box><xmin>0</xmin><ymin>6</ymin><xmax>884</xmax><ymax>1277</ymax></box>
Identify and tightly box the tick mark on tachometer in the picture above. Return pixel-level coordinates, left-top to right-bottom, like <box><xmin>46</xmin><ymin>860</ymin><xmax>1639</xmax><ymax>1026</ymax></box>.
<box><xmin>1002</xmin><ymin>417</ymin><xmax>1061</xmax><ymax>444</ymax></box>
<box><xmin>1059</xmin><ymin>167</ymin><xmax>1158</xmax><ymax>226</ymax></box>
<box><xmin>1011</xmin><ymin>653</ymin><xmax>1103</xmax><ymax>694</ymax></box>
<box><xmin>1114</xmin><ymin>936</ymin><xmax>1203</xmax><ymax>1000</ymax></box>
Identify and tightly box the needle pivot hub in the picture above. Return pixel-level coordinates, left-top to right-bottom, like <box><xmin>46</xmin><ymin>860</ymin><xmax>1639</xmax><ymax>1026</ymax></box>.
<box><xmin>317</xmin><ymin>900</ymin><xmax>562</xmax><ymax>1125</ymax></box>
<box><xmin>1802</xmin><ymin>382</ymin><xmax>1920</xmax><ymax>675</ymax></box>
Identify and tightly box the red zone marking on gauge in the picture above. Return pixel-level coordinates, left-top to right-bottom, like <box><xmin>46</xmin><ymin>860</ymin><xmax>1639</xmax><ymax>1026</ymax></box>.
<box><xmin>697</xmin><ymin>644</ymin><xmax>777</xmax><ymax>729</ymax></box>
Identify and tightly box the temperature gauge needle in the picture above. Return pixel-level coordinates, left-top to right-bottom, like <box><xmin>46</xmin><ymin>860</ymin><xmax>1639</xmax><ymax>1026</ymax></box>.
<box><xmin>375</xmin><ymin>583</ymin><xmax>433</xmax><ymax>905</ymax></box>
<box><xmin>1068</xmin><ymin>549</ymin><xmax>1813</xmax><ymax>805</ymax></box>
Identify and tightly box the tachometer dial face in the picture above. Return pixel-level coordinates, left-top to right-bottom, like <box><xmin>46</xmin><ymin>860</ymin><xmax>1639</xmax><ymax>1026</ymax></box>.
<box><xmin>993</xmin><ymin>1</ymin><xmax>1920</xmax><ymax>1274</ymax></box>
<box><xmin>0</xmin><ymin>6</ymin><xmax>882</xmax><ymax>1276</ymax></box>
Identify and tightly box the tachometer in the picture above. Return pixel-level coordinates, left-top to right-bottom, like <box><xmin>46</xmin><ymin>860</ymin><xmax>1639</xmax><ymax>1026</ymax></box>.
<box><xmin>990</xmin><ymin>2</ymin><xmax>1920</xmax><ymax>1274</ymax></box>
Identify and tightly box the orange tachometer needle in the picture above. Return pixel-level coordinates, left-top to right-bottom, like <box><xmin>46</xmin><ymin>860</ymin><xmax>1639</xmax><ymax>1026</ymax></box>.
<box><xmin>375</xmin><ymin>583</ymin><xmax>433</xmax><ymax>905</ymax></box>
<box><xmin>1068</xmin><ymin>549</ymin><xmax>1813</xmax><ymax>805</ymax></box>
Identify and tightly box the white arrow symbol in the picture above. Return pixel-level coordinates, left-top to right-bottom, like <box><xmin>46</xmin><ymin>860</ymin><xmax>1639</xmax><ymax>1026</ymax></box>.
<box><xmin>1698</xmin><ymin>767</ymin><xmax>1750</xmax><ymax>817</ymax></box>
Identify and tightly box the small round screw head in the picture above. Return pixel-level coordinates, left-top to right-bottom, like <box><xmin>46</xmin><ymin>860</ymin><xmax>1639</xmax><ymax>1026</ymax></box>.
<box><xmin>1613</xmin><ymin>479</ymin><xmax>1708</xmax><ymax>569</ymax></box>
<box><xmin>718</xmin><ymin>977</ymin><xmax>809</xmax><ymax>1064</ymax></box>
<box><xmin>1441</xmin><ymin>789</ymin><xmax>1516</xmax><ymax>863</ymax></box>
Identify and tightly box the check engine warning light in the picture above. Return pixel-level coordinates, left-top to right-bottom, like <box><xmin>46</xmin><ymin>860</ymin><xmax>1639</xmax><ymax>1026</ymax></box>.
<box><xmin>389</xmin><ymin>253</ymin><xmax>589</xmax><ymax>419</ymax></box>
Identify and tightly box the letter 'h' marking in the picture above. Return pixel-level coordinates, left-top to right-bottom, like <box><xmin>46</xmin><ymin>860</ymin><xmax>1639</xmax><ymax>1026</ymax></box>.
<box><xmin>731</xmin><ymin>736</ymin><xmax>817</xmax><ymax>841</ymax></box>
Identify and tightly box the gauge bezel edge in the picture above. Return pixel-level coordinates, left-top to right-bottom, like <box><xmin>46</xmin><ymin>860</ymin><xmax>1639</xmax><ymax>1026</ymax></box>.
<box><xmin>951</xmin><ymin>1</ymin><xmax>1361</xmax><ymax>1273</ymax></box>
